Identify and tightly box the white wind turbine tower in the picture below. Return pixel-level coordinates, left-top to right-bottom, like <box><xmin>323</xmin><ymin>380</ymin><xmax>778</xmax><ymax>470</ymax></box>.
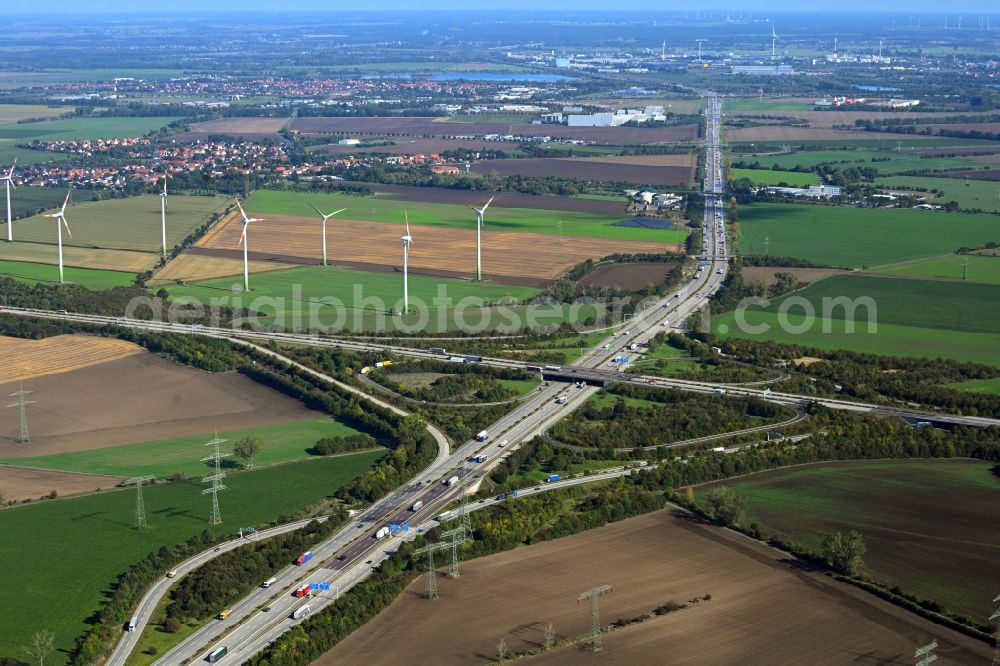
<box><xmin>44</xmin><ymin>190</ymin><xmax>73</xmax><ymax>283</ymax></box>
<box><xmin>307</xmin><ymin>203</ymin><xmax>347</xmax><ymax>266</ymax></box>
<box><xmin>401</xmin><ymin>211</ymin><xmax>413</xmax><ymax>314</ymax></box>
<box><xmin>235</xmin><ymin>199</ymin><xmax>264</xmax><ymax>292</ymax></box>
<box><xmin>1</xmin><ymin>160</ymin><xmax>16</xmax><ymax>242</ymax></box>
<box><xmin>159</xmin><ymin>174</ymin><xmax>170</xmax><ymax>258</ymax></box>
<box><xmin>771</xmin><ymin>26</ymin><xmax>779</xmax><ymax>58</ymax></box>
<box><xmin>468</xmin><ymin>195</ymin><xmax>494</xmax><ymax>281</ymax></box>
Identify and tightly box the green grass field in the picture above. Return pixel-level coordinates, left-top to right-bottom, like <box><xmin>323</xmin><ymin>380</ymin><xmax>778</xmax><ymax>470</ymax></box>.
<box><xmin>876</xmin><ymin>175</ymin><xmax>1000</xmax><ymax>213</ymax></box>
<box><xmin>730</xmin><ymin>168</ymin><xmax>818</xmax><ymax>186</ymax></box>
<box><xmin>746</xmin><ymin>149</ymin><xmax>983</xmax><ymax>175</ymax></box>
<box><xmin>873</xmin><ymin>255</ymin><xmax>1000</xmax><ymax>285</ymax></box>
<box><xmin>0</xmin><ymin>116</ymin><xmax>180</xmax><ymax>142</ymax></box>
<box><xmin>245</xmin><ymin>190</ymin><xmax>686</xmax><ymax>245</ymax></box>
<box><xmin>738</xmin><ymin>202</ymin><xmax>1000</xmax><ymax>268</ymax></box>
<box><xmin>713</xmin><ymin>274</ymin><xmax>1000</xmax><ymax>365</ymax></box>
<box><xmin>697</xmin><ymin>459</ymin><xmax>1000</xmax><ymax>619</ymax></box>
<box><xmin>0</xmin><ymin>104</ymin><xmax>67</xmax><ymax>123</ymax></box>
<box><xmin>0</xmin><ymin>259</ymin><xmax>136</xmax><ymax>289</ymax></box>
<box><xmin>0</xmin><ymin>418</ymin><xmax>366</xmax><ymax>478</ymax></box>
<box><xmin>725</xmin><ymin>99</ymin><xmax>814</xmax><ymax>113</ymax></box>
<box><xmin>944</xmin><ymin>377</ymin><xmax>1000</xmax><ymax>395</ymax></box>
<box><xmin>0</xmin><ymin>450</ymin><xmax>384</xmax><ymax>660</ymax></box>
<box><xmin>7</xmin><ymin>194</ymin><xmax>229</xmax><ymax>253</ymax></box>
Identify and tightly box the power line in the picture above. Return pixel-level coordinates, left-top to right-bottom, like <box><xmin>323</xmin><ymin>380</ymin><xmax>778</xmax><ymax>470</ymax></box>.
<box><xmin>6</xmin><ymin>383</ymin><xmax>34</xmax><ymax>444</ymax></box>
<box><xmin>577</xmin><ymin>585</ymin><xmax>613</xmax><ymax>651</ymax></box>
<box><xmin>990</xmin><ymin>593</ymin><xmax>1000</xmax><ymax>665</ymax></box>
<box><xmin>201</xmin><ymin>432</ymin><xmax>230</xmax><ymax>525</ymax></box>
<box><xmin>124</xmin><ymin>476</ymin><xmax>155</xmax><ymax>530</ymax></box>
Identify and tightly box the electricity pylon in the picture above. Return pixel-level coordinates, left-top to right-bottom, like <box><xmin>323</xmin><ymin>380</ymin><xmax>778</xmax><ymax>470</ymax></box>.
<box><xmin>414</xmin><ymin>541</ymin><xmax>451</xmax><ymax>599</ymax></box>
<box><xmin>124</xmin><ymin>476</ymin><xmax>155</xmax><ymax>529</ymax></box>
<box><xmin>7</xmin><ymin>384</ymin><xmax>34</xmax><ymax>444</ymax></box>
<box><xmin>441</xmin><ymin>526</ymin><xmax>469</xmax><ymax>579</ymax></box>
<box><xmin>990</xmin><ymin>593</ymin><xmax>1000</xmax><ymax>666</ymax></box>
<box><xmin>577</xmin><ymin>585</ymin><xmax>613</xmax><ymax>651</ymax></box>
<box><xmin>201</xmin><ymin>432</ymin><xmax>230</xmax><ymax>525</ymax></box>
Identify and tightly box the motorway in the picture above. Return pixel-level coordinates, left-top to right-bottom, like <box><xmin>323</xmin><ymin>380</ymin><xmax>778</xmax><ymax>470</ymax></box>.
<box><xmin>7</xmin><ymin>93</ymin><xmax>997</xmax><ymax>664</ymax></box>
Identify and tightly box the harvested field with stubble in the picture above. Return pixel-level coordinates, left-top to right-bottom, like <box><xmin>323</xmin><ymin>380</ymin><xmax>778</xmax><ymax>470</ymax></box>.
<box><xmin>189</xmin><ymin>213</ymin><xmax>675</xmax><ymax>284</ymax></box>
<box><xmin>578</xmin><ymin>262</ymin><xmax>677</xmax><ymax>290</ymax></box>
<box><xmin>470</xmin><ymin>156</ymin><xmax>694</xmax><ymax>187</ymax></box>
<box><xmin>288</xmin><ymin>116</ymin><xmax>699</xmax><ymax>144</ymax></box>
<box><xmin>321</xmin><ymin>510</ymin><xmax>989</xmax><ymax>666</ymax></box>
<box><xmin>0</xmin><ymin>335</ymin><xmax>143</xmax><ymax>384</ymax></box>
<box><xmin>151</xmin><ymin>249</ymin><xmax>298</xmax><ymax>285</ymax></box>
<box><xmin>0</xmin><ymin>466</ymin><xmax>123</xmax><ymax>502</ymax></box>
<box><xmin>0</xmin><ymin>346</ymin><xmax>321</xmax><ymax>458</ymax></box>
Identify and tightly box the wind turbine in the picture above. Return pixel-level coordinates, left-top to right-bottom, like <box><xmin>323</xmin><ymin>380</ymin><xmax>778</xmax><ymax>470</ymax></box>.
<box><xmin>307</xmin><ymin>203</ymin><xmax>347</xmax><ymax>266</ymax></box>
<box><xmin>468</xmin><ymin>195</ymin><xmax>494</xmax><ymax>281</ymax></box>
<box><xmin>235</xmin><ymin>199</ymin><xmax>264</xmax><ymax>292</ymax></box>
<box><xmin>1</xmin><ymin>160</ymin><xmax>15</xmax><ymax>242</ymax></box>
<box><xmin>770</xmin><ymin>26</ymin><xmax>778</xmax><ymax>58</ymax></box>
<box><xmin>44</xmin><ymin>190</ymin><xmax>72</xmax><ymax>283</ymax></box>
<box><xmin>159</xmin><ymin>174</ymin><xmax>170</xmax><ymax>258</ymax></box>
<box><xmin>401</xmin><ymin>211</ymin><xmax>413</xmax><ymax>314</ymax></box>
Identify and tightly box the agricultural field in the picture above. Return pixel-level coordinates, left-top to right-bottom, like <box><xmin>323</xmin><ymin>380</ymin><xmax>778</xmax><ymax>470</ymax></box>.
<box><xmin>724</xmin><ymin>98</ymin><xmax>816</xmax><ymax>113</ymax></box>
<box><xmin>0</xmin><ymin>465</ymin><xmax>124</xmax><ymax>503</ymax></box>
<box><xmin>0</xmin><ymin>115</ymin><xmax>181</xmax><ymax>142</ymax></box>
<box><xmin>321</xmin><ymin>510</ymin><xmax>989</xmax><ymax>666</ymax></box>
<box><xmin>876</xmin><ymin>175</ymin><xmax>1000</xmax><ymax>212</ymax></box>
<box><xmin>0</xmin><ymin>450</ymin><xmax>384</xmax><ymax>660</ymax></box>
<box><xmin>169</xmin><ymin>117</ymin><xmax>288</xmax><ymax>141</ymax></box>
<box><xmin>944</xmin><ymin>377</ymin><xmax>1000</xmax><ymax>395</ymax></box>
<box><xmin>725</xmin><ymin>126</ymin><xmax>939</xmax><ymax>143</ymax></box>
<box><xmin>7</xmin><ymin>193</ymin><xmax>229</xmax><ymax>253</ymax></box>
<box><xmin>743</xmin><ymin>149</ymin><xmax>984</xmax><ymax>175</ymax></box>
<box><xmin>288</xmin><ymin>116</ymin><xmax>698</xmax><ymax>145</ymax></box>
<box><xmin>0</xmin><ymin>104</ymin><xmax>68</xmax><ymax>123</ymax></box>
<box><xmin>0</xmin><ymin>259</ymin><xmax>136</xmax><ymax>289</ymax></box>
<box><xmin>740</xmin><ymin>266</ymin><xmax>849</xmax><ymax>286</ymax></box>
<box><xmin>697</xmin><ymin>459</ymin><xmax>1000</xmax><ymax>620</ymax></box>
<box><xmin>712</xmin><ymin>274</ymin><xmax>1000</xmax><ymax>366</ymax></box>
<box><xmin>240</xmin><ymin>189</ymin><xmax>682</xmax><ymax>244</ymax></box>
<box><xmin>737</xmin><ymin>202</ymin><xmax>1000</xmax><ymax>268</ymax></box>
<box><xmin>0</xmin><ymin>335</ymin><xmax>142</xmax><ymax>384</ymax></box>
<box><xmin>873</xmin><ymin>254</ymin><xmax>1000</xmax><ymax>285</ymax></box>
<box><xmin>729</xmin><ymin>168</ymin><xmax>818</xmax><ymax>186</ymax></box>
<box><xmin>469</xmin><ymin>156</ymin><xmax>695</xmax><ymax>188</ymax></box>
<box><xmin>2</xmin><ymin>417</ymin><xmax>369</xmax><ymax>478</ymax></box>
<box><xmin>312</xmin><ymin>138</ymin><xmax>523</xmax><ymax>157</ymax></box>
<box><xmin>577</xmin><ymin>262</ymin><xmax>678</xmax><ymax>291</ymax></box>
<box><xmin>0</xmin><ymin>341</ymin><xmax>325</xmax><ymax>460</ymax></box>
<box><xmin>0</xmin><ymin>185</ymin><xmax>91</xmax><ymax>221</ymax></box>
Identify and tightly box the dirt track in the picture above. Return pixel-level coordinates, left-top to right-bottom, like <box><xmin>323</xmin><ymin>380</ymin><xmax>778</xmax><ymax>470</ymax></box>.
<box><xmin>192</xmin><ymin>213</ymin><xmax>676</xmax><ymax>284</ymax></box>
<box><xmin>0</xmin><ymin>351</ymin><xmax>319</xmax><ymax>458</ymax></box>
<box><xmin>0</xmin><ymin>465</ymin><xmax>123</xmax><ymax>502</ymax></box>
<box><xmin>321</xmin><ymin>510</ymin><xmax>989</xmax><ymax>666</ymax></box>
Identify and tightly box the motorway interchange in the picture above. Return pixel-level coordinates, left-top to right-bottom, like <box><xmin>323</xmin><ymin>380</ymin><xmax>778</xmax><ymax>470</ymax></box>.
<box><xmin>5</xmin><ymin>93</ymin><xmax>996</xmax><ymax>663</ymax></box>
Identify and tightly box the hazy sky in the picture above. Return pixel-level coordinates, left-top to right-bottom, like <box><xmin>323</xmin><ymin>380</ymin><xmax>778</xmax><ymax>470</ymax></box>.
<box><xmin>2</xmin><ymin>1</ymin><xmax>998</xmax><ymax>13</ymax></box>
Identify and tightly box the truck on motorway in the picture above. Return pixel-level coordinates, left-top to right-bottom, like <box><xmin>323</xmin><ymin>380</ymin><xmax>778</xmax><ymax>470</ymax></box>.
<box><xmin>217</xmin><ymin>608</ymin><xmax>233</xmax><ymax>620</ymax></box>
<box><xmin>470</xmin><ymin>454</ymin><xmax>488</xmax><ymax>463</ymax></box>
<box><xmin>463</xmin><ymin>355</ymin><xmax>483</xmax><ymax>363</ymax></box>
<box><xmin>126</xmin><ymin>616</ymin><xmax>138</xmax><ymax>632</ymax></box>
<box><xmin>294</xmin><ymin>584</ymin><xmax>311</xmax><ymax>597</ymax></box>
<box><xmin>445</xmin><ymin>475</ymin><xmax>460</xmax><ymax>486</ymax></box>
<box><xmin>296</xmin><ymin>551</ymin><xmax>314</xmax><ymax>565</ymax></box>
<box><xmin>711</xmin><ymin>447</ymin><xmax>726</xmax><ymax>453</ymax></box>
<box><xmin>292</xmin><ymin>604</ymin><xmax>312</xmax><ymax>620</ymax></box>
<box><xmin>410</xmin><ymin>500</ymin><xmax>424</xmax><ymax>512</ymax></box>
<box><xmin>206</xmin><ymin>646</ymin><xmax>228</xmax><ymax>663</ymax></box>
<box><xmin>375</xmin><ymin>526</ymin><xmax>391</xmax><ymax>539</ymax></box>
<box><xmin>475</xmin><ymin>430</ymin><xmax>489</xmax><ymax>441</ymax></box>
<box><xmin>262</xmin><ymin>576</ymin><xmax>277</xmax><ymax>588</ymax></box>
<box><xmin>448</xmin><ymin>356</ymin><xmax>466</xmax><ymax>363</ymax></box>
<box><xmin>712</xmin><ymin>387</ymin><xmax>727</xmax><ymax>396</ymax></box>
<box><xmin>555</xmin><ymin>395</ymin><xmax>568</xmax><ymax>404</ymax></box>
<box><xmin>428</xmin><ymin>347</ymin><xmax>446</xmax><ymax>355</ymax></box>
<box><xmin>546</xmin><ymin>474</ymin><xmax>561</xmax><ymax>483</ymax></box>
<box><xmin>543</xmin><ymin>364</ymin><xmax>561</xmax><ymax>371</ymax></box>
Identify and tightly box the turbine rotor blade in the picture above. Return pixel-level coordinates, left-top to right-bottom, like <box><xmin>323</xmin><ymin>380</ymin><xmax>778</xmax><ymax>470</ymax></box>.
<box><xmin>60</xmin><ymin>190</ymin><xmax>71</xmax><ymax>213</ymax></box>
<box><xmin>330</xmin><ymin>208</ymin><xmax>347</xmax><ymax>216</ymax></box>
<box><xmin>238</xmin><ymin>224</ymin><xmax>247</xmax><ymax>247</ymax></box>
<box><xmin>62</xmin><ymin>217</ymin><xmax>72</xmax><ymax>239</ymax></box>
<box><xmin>482</xmin><ymin>195</ymin><xmax>495</xmax><ymax>212</ymax></box>
<box><xmin>235</xmin><ymin>198</ymin><xmax>249</xmax><ymax>222</ymax></box>
<box><xmin>308</xmin><ymin>202</ymin><xmax>324</xmax><ymax>217</ymax></box>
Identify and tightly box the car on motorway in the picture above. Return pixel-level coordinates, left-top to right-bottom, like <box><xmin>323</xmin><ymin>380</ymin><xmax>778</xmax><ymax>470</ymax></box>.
<box><xmin>366</xmin><ymin>559</ymin><xmax>373</xmax><ymax>564</ymax></box>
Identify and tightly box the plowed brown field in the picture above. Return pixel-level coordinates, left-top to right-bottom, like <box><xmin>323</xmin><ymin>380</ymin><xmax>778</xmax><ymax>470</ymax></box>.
<box><xmin>321</xmin><ymin>510</ymin><xmax>989</xmax><ymax>666</ymax></box>
<box><xmin>0</xmin><ymin>350</ymin><xmax>319</xmax><ymax>457</ymax></box>
<box><xmin>726</xmin><ymin>126</ymin><xmax>939</xmax><ymax>142</ymax></box>
<box><xmin>0</xmin><ymin>465</ymin><xmax>123</xmax><ymax>501</ymax></box>
<box><xmin>0</xmin><ymin>335</ymin><xmax>143</xmax><ymax>385</ymax></box>
<box><xmin>469</xmin><ymin>157</ymin><xmax>694</xmax><ymax>187</ymax></box>
<box><xmin>190</xmin><ymin>213</ymin><xmax>675</xmax><ymax>284</ymax></box>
